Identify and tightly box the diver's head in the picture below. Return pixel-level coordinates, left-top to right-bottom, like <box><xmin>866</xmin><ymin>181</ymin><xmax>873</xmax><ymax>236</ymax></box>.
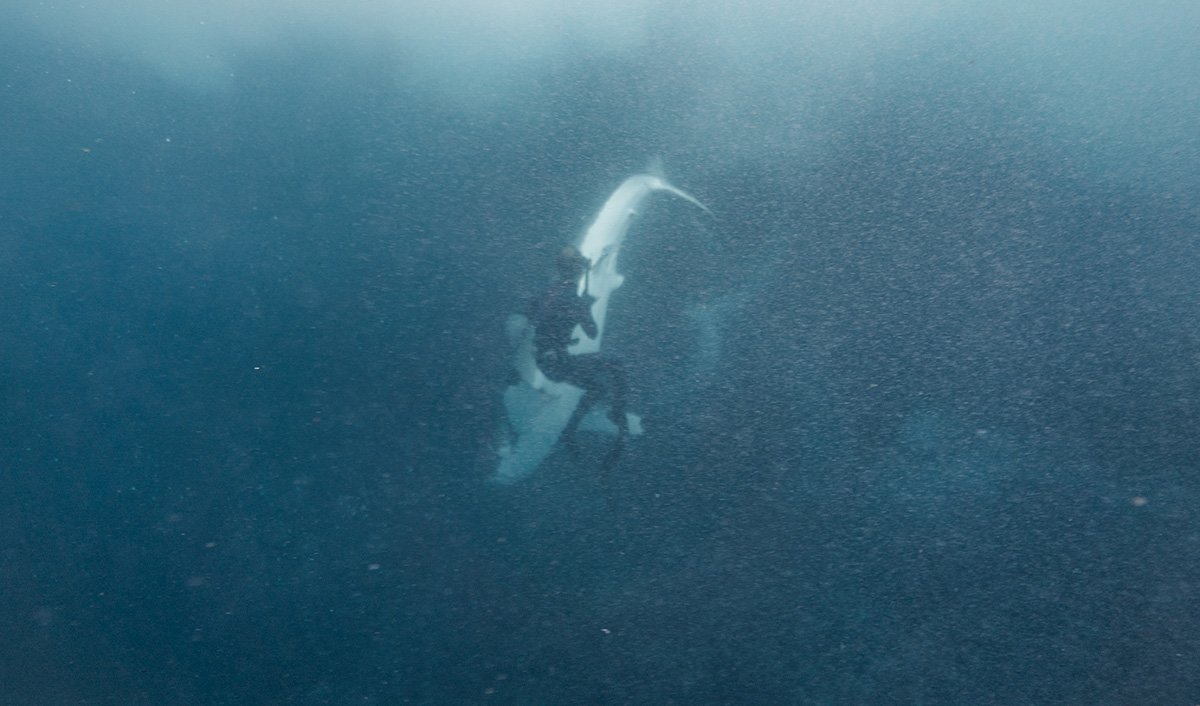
<box><xmin>556</xmin><ymin>246</ymin><xmax>589</xmax><ymax>278</ymax></box>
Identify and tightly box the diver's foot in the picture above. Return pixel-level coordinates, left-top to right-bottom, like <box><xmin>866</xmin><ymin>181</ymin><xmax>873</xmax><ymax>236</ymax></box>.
<box><xmin>607</xmin><ymin>408</ymin><xmax>629</xmax><ymax>434</ymax></box>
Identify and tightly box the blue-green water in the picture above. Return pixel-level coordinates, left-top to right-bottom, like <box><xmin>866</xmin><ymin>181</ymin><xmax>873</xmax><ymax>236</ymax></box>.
<box><xmin>2</xmin><ymin>3</ymin><xmax>1198</xmax><ymax>704</ymax></box>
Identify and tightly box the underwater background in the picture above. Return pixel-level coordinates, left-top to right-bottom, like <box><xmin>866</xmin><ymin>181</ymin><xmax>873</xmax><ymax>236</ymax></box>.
<box><xmin>1</xmin><ymin>1</ymin><xmax>1199</xmax><ymax>703</ymax></box>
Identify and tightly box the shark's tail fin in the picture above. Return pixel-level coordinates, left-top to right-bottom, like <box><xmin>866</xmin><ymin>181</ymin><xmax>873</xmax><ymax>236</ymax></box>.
<box><xmin>662</xmin><ymin>182</ymin><xmax>711</xmax><ymax>215</ymax></box>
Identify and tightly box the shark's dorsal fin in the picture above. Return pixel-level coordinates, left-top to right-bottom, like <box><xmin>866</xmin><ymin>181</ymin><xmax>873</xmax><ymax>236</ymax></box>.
<box><xmin>645</xmin><ymin>156</ymin><xmax>665</xmax><ymax>179</ymax></box>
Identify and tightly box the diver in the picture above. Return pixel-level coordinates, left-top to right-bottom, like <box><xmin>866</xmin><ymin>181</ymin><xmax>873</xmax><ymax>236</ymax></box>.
<box><xmin>528</xmin><ymin>246</ymin><xmax>630</xmax><ymax>443</ymax></box>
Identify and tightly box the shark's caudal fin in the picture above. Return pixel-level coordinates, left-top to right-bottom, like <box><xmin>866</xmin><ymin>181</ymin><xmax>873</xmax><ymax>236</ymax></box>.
<box><xmin>660</xmin><ymin>181</ymin><xmax>711</xmax><ymax>215</ymax></box>
<box><xmin>648</xmin><ymin>158</ymin><xmax>711</xmax><ymax>216</ymax></box>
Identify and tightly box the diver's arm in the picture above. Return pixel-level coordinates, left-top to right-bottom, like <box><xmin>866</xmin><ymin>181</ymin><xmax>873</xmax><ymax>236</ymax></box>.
<box><xmin>578</xmin><ymin>297</ymin><xmax>598</xmax><ymax>339</ymax></box>
<box><xmin>575</xmin><ymin>265</ymin><xmax>599</xmax><ymax>339</ymax></box>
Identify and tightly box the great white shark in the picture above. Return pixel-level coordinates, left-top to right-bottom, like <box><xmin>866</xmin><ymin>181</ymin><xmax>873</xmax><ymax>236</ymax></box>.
<box><xmin>492</xmin><ymin>167</ymin><xmax>708</xmax><ymax>484</ymax></box>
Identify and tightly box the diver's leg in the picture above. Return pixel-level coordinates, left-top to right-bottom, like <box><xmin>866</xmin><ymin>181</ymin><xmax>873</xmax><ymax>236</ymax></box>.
<box><xmin>603</xmin><ymin>357</ymin><xmax>629</xmax><ymax>432</ymax></box>
<box><xmin>555</xmin><ymin>354</ymin><xmax>626</xmax><ymax>438</ymax></box>
<box><xmin>598</xmin><ymin>357</ymin><xmax>629</xmax><ymax>476</ymax></box>
<box><xmin>563</xmin><ymin>387</ymin><xmax>597</xmax><ymax>438</ymax></box>
<box><xmin>560</xmin><ymin>357</ymin><xmax>601</xmax><ymax>440</ymax></box>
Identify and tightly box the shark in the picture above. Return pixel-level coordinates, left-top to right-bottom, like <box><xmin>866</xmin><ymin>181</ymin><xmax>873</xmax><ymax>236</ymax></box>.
<box><xmin>492</xmin><ymin>166</ymin><xmax>708</xmax><ymax>484</ymax></box>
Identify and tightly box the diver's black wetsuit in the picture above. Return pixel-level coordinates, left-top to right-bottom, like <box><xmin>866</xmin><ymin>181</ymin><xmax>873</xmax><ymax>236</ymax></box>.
<box><xmin>529</xmin><ymin>276</ymin><xmax>628</xmax><ymax>435</ymax></box>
